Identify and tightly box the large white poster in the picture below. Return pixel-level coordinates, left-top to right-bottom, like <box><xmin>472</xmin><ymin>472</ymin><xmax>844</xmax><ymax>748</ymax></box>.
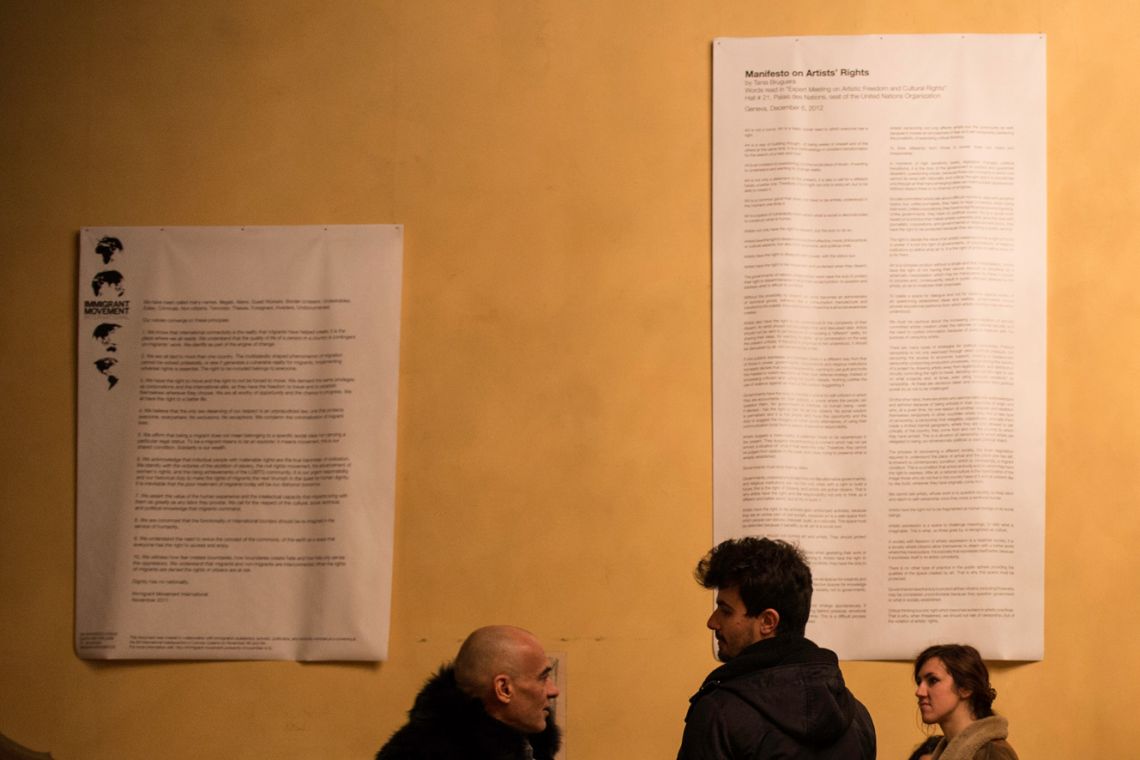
<box><xmin>713</xmin><ymin>35</ymin><xmax>1045</xmax><ymax>660</ymax></box>
<box><xmin>76</xmin><ymin>225</ymin><xmax>403</xmax><ymax>661</ymax></box>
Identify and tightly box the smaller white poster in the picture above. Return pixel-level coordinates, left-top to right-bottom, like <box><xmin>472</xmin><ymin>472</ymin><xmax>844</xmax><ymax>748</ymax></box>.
<box><xmin>76</xmin><ymin>225</ymin><xmax>402</xmax><ymax>661</ymax></box>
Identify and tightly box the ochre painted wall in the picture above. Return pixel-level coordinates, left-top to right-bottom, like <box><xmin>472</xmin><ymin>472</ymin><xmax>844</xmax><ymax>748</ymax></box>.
<box><xmin>1</xmin><ymin>1</ymin><xmax>1136</xmax><ymax>757</ymax></box>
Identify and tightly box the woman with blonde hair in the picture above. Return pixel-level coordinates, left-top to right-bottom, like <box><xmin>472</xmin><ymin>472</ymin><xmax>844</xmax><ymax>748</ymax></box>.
<box><xmin>913</xmin><ymin>644</ymin><xmax>1018</xmax><ymax>760</ymax></box>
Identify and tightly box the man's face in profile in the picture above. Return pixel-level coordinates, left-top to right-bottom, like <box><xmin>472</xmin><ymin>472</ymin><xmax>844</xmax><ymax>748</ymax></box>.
<box><xmin>500</xmin><ymin>642</ymin><xmax>559</xmax><ymax>734</ymax></box>
<box><xmin>707</xmin><ymin>585</ymin><xmax>768</xmax><ymax>661</ymax></box>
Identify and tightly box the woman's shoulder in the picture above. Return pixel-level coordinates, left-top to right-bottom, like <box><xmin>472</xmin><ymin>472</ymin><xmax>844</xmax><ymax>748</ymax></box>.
<box><xmin>976</xmin><ymin>738</ymin><xmax>1018</xmax><ymax>760</ymax></box>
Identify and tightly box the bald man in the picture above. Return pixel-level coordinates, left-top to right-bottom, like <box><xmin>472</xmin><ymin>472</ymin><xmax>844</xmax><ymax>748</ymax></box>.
<box><xmin>376</xmin><ymin>625</ymin><xmax>561</xmax><ymax>760</ymax></box>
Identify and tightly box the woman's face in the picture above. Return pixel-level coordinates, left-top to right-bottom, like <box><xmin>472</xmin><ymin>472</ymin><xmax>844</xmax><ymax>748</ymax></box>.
<box><xmin>915</xmin><ymin>657</ymin><xmax>973</xmax><ymax>729</ymax></box>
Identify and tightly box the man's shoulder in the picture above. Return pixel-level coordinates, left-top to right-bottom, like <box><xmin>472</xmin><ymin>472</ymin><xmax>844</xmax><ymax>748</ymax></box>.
<box><xmin>681</xmin><ymin>657</ymin><xmax>876</xmax><ymax>760</ymax></box>
<box><xmin>375</xmin><ymin>667</ymin><xmax>480</xmax><ymax>760</ymax></box>
<box><xmin>376</xmin><ymin>719</ymin><xmax>463</xmax><ymax>760</ymax></box>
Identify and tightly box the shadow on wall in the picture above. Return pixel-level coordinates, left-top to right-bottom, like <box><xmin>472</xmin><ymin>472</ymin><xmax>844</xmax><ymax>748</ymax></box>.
<box><xmin>0</xmin><ymin>733</ymin><xmax>52</xmax><ymax>760</ymax></box>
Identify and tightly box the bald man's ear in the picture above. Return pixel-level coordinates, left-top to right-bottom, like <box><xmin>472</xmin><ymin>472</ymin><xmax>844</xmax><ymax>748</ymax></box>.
<box><xmin>492</xmin><ymin>674</ymin><xmax>513</xmax><ymax>704</ymax></box>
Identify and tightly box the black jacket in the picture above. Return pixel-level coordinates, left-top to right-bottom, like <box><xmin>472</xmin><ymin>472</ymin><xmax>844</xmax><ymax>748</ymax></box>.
<box><xmin>376</xmin><ymin>665</ymin><xmax>561</xmax><ymax>760</ymax></box>
<box><xmin>677</xmin><ymin>635</ymin><xmax>876</xmax><ymax>760</ymax></box>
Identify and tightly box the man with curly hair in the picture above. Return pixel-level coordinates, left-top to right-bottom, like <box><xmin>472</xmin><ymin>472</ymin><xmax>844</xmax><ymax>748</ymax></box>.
<box><xmin>677</xmin><ymin>537</ymin><xmax>875</xmax><ymax>759</ymax></box>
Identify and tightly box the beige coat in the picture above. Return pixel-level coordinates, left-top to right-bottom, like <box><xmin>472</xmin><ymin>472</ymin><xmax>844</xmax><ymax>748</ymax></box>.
<box><xmin>931</xmin><ymin>716</ymin><xmax>1019</xmax><ymax>760</ymax></box>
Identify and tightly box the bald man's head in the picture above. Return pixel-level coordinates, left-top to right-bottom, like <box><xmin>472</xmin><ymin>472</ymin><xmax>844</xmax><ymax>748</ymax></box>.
<box><xmin>453</xmin><ymin>625</ymin><xmax>559</xmax><ymax>734</ymax></box>
<box><xmin>454</xmin><ymin>626</ymin><xmax>527</xmax><ymax>695</ymax></box>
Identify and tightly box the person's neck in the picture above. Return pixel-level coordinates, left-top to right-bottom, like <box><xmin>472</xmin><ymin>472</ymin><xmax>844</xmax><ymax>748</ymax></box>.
<box><xmin>939</xmin><ymin>708</ymin><xmax>977</xmax><ymax>741</ymax></box>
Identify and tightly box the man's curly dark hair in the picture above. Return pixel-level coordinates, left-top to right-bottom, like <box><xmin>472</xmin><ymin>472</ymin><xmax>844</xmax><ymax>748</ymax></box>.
<box><xmin>694</xmin><ymin>537</ymin><xmax>813</xmax><ymax>636</ymax></box>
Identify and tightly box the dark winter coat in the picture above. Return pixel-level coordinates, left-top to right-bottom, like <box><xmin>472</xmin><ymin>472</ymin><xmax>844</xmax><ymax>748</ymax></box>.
<box><xmin>677</xmin><ymin>635</ymin><xmax>876</xmax><ymax>760</ymax></box>
<box><xmin>376</xmin><ymin>665</ymin><xmax>561</xmax><ymax>760</ymax></box>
